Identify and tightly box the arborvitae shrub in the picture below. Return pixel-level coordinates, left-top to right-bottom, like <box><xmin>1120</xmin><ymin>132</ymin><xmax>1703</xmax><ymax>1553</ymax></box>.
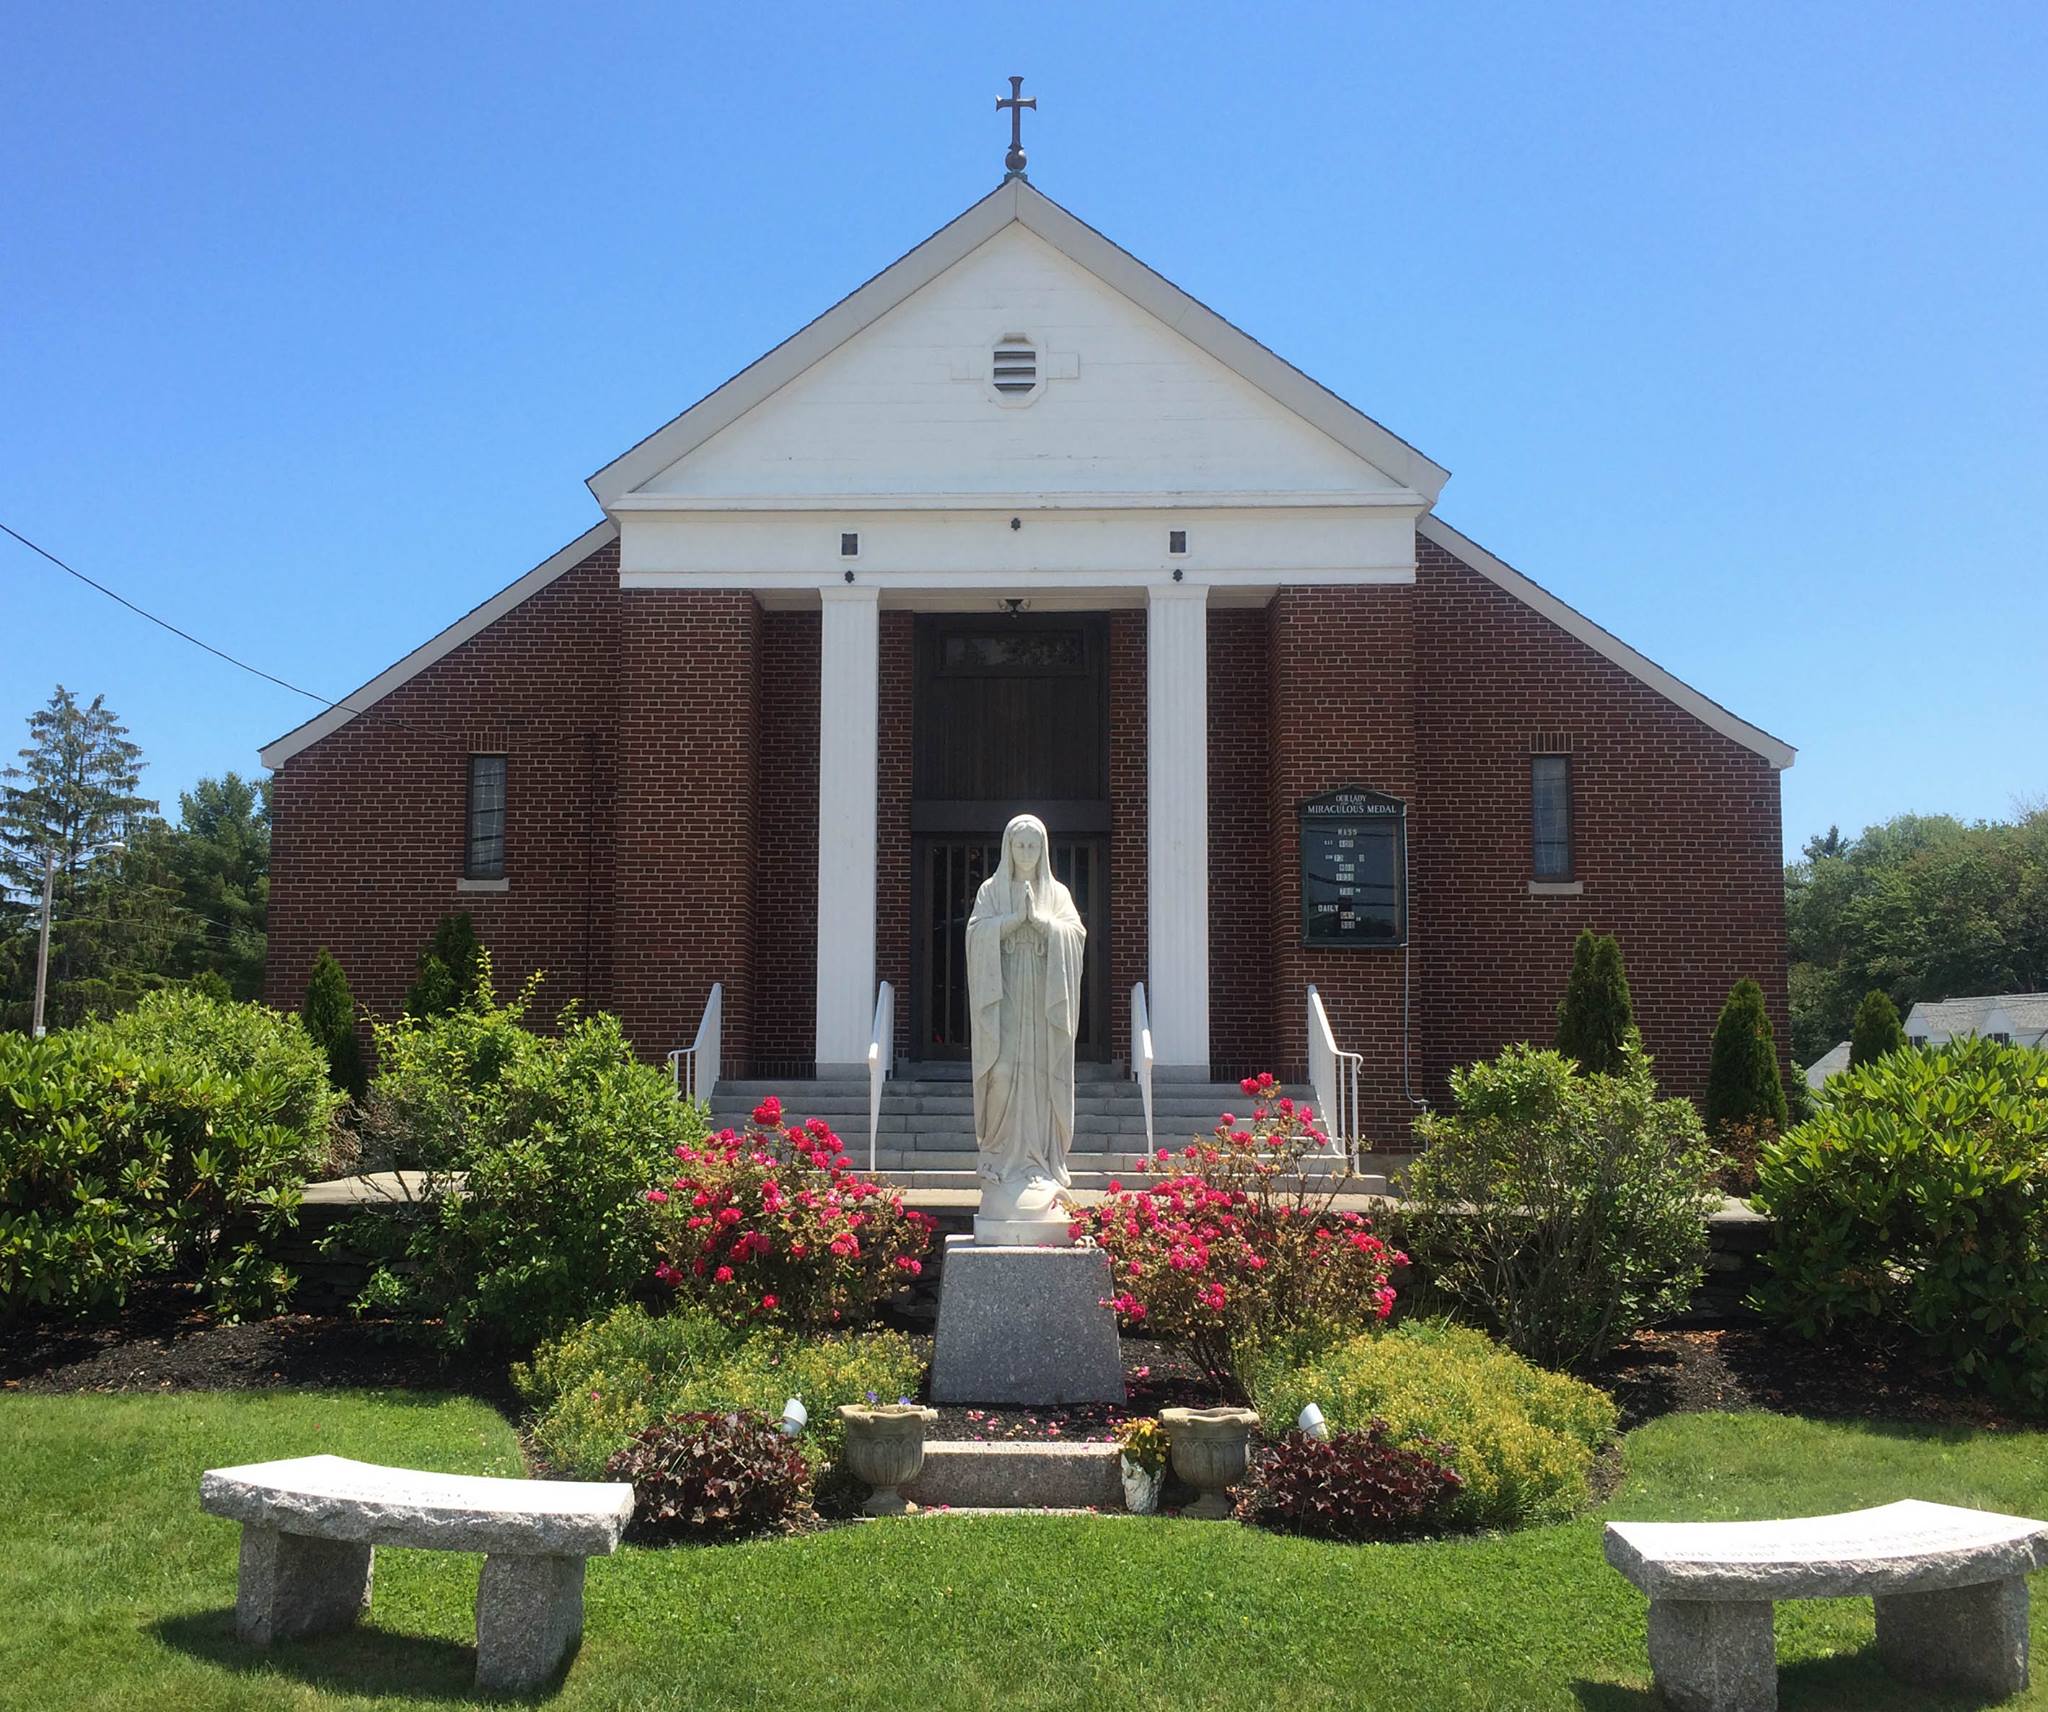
<box><xmin>1555</xmin><ymin>929</ymin><xmax>1636</xmax><ymax>1075</ymax></box>
<box><xmin>1705</xmin><ymin>979</ymin><xmax>1788</xmax><ymax>1133</ymax></box>
<box><xmin>403</xmin><ymin>912</ymin><xmax>484</xmax><ymax>1019</ymax></box>
<box><xmin>302</xmin><ymin>949</ymin><xmax>366</xmax><ymax>1101</ymax></box>
<box><xmin>1849</xmin><ymin>989</ymin><xmax>1907</xmax><ymax>1069</ymax></box>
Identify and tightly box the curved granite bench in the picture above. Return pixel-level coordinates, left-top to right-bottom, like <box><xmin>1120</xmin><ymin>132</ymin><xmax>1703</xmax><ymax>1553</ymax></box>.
<box><xmin>1605</xmin><ymin>1499</ymin><xmax>2048</xmax><ymax>1712</ymax></box>
<box><xmin>200</xmin><ymin>1454</ymin><xmax>634</xmax><ymax>1692</ymax></box>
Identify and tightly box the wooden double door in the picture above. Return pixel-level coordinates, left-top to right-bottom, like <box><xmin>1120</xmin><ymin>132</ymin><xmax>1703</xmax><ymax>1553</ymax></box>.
<box><xmin>910</xmin><ymin>614</ymin><xmax>1110</xmax><ymax>1062</ymax></box>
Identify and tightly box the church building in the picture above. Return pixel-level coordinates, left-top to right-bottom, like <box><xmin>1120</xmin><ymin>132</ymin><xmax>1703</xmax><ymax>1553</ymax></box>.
<box><xmin>262</xmin><ymin>162</ymin><xmax>1793</xmax><ymax>1151</ymax></box>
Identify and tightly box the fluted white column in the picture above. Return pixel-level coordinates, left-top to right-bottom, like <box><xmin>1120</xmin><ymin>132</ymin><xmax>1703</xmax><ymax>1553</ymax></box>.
<box><xmin>814</xmin><ymin>585</ymin><xmax>880</xmax><ymax>1073</ymax></box>
<box><xmin>1147</xmin><ymin>583</ymin><xmax>1210</xmax><ymax>1074</ymax></box>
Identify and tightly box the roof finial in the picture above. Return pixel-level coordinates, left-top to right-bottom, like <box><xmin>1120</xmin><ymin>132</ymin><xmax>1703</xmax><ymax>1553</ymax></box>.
<box><xmin>997</xmin><ymin>75</ymin><xmax>1035</xmax><ymax>180</ymax></box>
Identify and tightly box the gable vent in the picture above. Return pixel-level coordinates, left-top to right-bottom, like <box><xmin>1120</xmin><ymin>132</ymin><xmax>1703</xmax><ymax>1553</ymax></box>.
<box><xmin>992</xmin><ymin>338</ymin><xmax>1038</xmax><ymax>394</ymax></box>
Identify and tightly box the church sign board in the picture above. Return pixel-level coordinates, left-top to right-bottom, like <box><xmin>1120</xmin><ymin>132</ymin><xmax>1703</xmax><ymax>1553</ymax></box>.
<box><xmin>1299</xmin><ymin>787</ymin><xmax>1407</xmax><ymax>947</ymax></box>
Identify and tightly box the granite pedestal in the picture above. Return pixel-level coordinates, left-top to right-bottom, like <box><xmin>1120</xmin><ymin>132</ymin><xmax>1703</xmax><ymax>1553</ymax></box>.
<box><xmin>930</xmin><ymin>1235</ymin><xmax>1125</xmax><ymax>1405</ymax></box>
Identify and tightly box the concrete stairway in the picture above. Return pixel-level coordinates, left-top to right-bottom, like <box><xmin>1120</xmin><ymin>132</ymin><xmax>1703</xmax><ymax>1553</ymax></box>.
<box><xmin>706</xmin><ymin>1067</ymin><xmax>1358</xmax><ymax>1188</ymax></box>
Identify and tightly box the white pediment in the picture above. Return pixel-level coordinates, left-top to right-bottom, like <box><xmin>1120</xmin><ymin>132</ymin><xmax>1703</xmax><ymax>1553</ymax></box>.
<box><xmin>627</xmin><ymin>224</ymin><xmax>1411</xmax><ymax>505</ymax></box>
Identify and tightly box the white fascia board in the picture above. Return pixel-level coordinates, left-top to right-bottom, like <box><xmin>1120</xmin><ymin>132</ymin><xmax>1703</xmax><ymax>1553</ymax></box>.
<box><xmin>1418</xmin><ymin>513</ymin><xmax>1796</xmax><ymax>771</ymax></box>
<box><xmin>587</xmin><ymin>183</ymin><xmax>1022</xmax><ymax>505</ymax></box>
<box><xmin>605</xmin><ymin>487</ymin><xmax>1430</xmax><ymax>512</ymax></box>
<box><xmin>587</xmin><ymin>179</ymin><xmax>1449</xmax><ymax>508</ymax></box>
<box><xmin>258</xmin><ymin>518</ymin><xmax>619</xmax><ymax>769</ymax></box>
<box><xmin>1012</xmin><ymin>185</ymin><xmax>1449</xmax><ymax>503</ymax></box>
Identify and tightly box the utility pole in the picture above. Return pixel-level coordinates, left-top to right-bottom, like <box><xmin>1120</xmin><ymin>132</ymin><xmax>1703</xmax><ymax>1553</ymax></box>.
<box><xmin>32</xmin><ymin>848</ymin><xmax>54</xmax><ymax>1038</ymax></box>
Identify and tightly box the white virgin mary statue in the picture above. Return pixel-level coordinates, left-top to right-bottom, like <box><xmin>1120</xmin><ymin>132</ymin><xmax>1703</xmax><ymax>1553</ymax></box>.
<box><xmin>964</xmin><ymin>813</ymin><xmax>1087</xmax><ymax>1242</ymax></box>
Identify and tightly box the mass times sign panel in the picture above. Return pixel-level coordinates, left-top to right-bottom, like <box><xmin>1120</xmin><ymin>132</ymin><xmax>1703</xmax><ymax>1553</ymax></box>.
<box><xmin>1299</xmin><ymin>787</ymin><xmax>1407</xmax><ymax>947</ymax></box>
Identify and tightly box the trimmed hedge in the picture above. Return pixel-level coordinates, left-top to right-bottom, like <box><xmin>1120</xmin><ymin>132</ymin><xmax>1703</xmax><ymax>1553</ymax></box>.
<box><xmin>515</xmin><ymin>1301</ymin><xmax>924</xmax><ymax>1477</ymax></box>
<box><xmin>1755</xmin><ymin>1036</ymin><xmax>2048</xmax><ymax>1403</ymax></box>
<box><xmin>1247</xmin><ymin>1320</ymin><xmax>1618</xmax><ymax>1530</ymax></box>
<box><xmin>1</xmin><ymin>993</ymin><xmax>338</xmax><ymax>1320</ymax></box>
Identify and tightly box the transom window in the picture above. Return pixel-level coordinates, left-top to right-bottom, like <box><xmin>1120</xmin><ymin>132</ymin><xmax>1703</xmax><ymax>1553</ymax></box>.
<box><xmin>1531</xmin><ymin>753</ymin><xmax>1573</xmax><ymax>880</ymax></box>
<box><xmin>466</xmin><ymin>755</ymin><xmax>506</xmax><ymax>880</ymax></box>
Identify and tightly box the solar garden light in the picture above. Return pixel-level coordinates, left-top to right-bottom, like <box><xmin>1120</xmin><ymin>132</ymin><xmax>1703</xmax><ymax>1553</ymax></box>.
<box><xmin>1297</xmin><ymin>1402</ymin><xmax>1330</xmax><ymax>1441</ymax></box>
<box><xmin>780</xmin><ymin>1397</ymin><xmax>808</xmax><ymax>1438</ymax></box>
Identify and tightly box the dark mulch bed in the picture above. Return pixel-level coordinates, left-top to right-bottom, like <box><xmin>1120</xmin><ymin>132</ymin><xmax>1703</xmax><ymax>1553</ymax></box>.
<box><xmin>1</xmin><ymin>1284</ymin><xmax>512</xmax><ymax>1409</ymax></box>
<box><xmin>1592</xmin><ymin>1325</ymin><xmax>2031</xmax><ymax>1433</ymax></box>
<box><xmin>7</xmin><ymin>1288</ymin><xmax>2036</xmax><ymax>1442</ymax></box>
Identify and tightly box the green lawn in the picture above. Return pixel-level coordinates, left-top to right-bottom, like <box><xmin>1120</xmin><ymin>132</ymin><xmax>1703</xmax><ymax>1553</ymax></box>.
<box><xmin>3</xmin><ymin>1390</ymin><xmax>2046</xmax><ymax>1710</ymax></box>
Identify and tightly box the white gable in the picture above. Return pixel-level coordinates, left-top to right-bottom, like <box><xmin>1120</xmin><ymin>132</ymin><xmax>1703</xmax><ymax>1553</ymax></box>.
<box><xmin>633</xmin><ymin>225</ymin><xmax>1408</xmax><ymax>504</ymax></box>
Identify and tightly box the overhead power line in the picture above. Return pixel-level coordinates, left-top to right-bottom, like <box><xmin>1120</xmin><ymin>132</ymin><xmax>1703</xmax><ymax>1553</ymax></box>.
<box><xmin>3</xmin><ymin>518</ymin><xmax>365</xmax><ymax>715</ymax></box>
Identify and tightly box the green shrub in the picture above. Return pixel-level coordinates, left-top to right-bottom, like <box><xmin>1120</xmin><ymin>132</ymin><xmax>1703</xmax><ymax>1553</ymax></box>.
<box><xmin>1555</xmin><ymin>929</ymin><xmax>1637</xmax><ymax>1076</ymax></box>
<box><xmin>346</xmin><ymin>963</ymin><xmax>705</xmax><ymax>1350</ymax></box>
<box><xmin>1234</xmin><ymin>1425</ymin><xmax>1463</xmax><ymax>1541</ymax></box>
<box><xmin>1403</xmin><ymin>1044</ymin><xmax>1718</xmax><ymax>1370</ymax></box>
<box><xmin>604</xmin><ymin>1410</ymin><xmax>812</xmax><ymax>1543</ymax></box>
<box><xmin>1849</xmin><ymin>988</ymin><xmax>1906</xmax><ymax>1069</ymax></box>
<box><xmin>1246</xmin><ymin>1320</ymin><xmax>1617</xmax><ymax>1530</ymax></box>
<box><xmin>1705</xmin><ymin>978</ymin><xmax>1788</xmax><ymax>1133</ymax></box>
<box><xmin>0</xmin><ymin>1019</ymin><xmax>312</xmax><ymax>1320</ymax></box>
<box><xmin>514</xmin><ymin>1300</ymin><xmax>923</xmax><ymax>1476</ymax></box>
<box><xmin>85</xmin><ymin>989</ymin><xmax>342</xmax><ymax>1170</ymax></box>
<box><xmin>301</xmin><ymin>949</ymin><xmax>366</xmax><ymax>1102</ymax></box>
<box><xmin>403</xmin><ymin>911</ymin><xmax>485</xmax><ymax>1019</ymax></box>
<box><xmin>1754</xmin><ymin>1036</ymin><xmax>2048</xmax><ymax>1403</ymax></box>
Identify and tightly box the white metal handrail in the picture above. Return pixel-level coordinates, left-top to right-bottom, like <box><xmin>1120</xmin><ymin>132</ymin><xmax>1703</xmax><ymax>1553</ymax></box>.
<box><xmin>866</xmin><ymin>981</ymin><xmax>895</xmax><ymax>1175</ymax></box>
<box><xmin>1131</xmin><ymin>981</ymin><xmax>1156</xmax><ymax>1158</ymax></box>
<box><xmin>668</xmin><ymin>982</ymin><xmax>723</xmax><ymax>1105</ymax></box>
<box><xmin>1307</xmin><ymin>983</ymin><xmax>1362</xmax><ymax>1167</ymax></box>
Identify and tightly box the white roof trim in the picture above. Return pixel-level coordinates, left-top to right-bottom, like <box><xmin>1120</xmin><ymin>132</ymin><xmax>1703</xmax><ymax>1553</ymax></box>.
<box><xmin>587</xmin><ymin>179</ymin><xmax>1449</xmax><ymax>508</ymax></box>
<box><xmin>1418</xmin><ymin>514</ymin><xmax>1796</xmax><ymax>770</ymax></box>
<box><xmin>258</xmin><ymin>518</ymin><xmax>618</xmax><ymax>769</ymax></box>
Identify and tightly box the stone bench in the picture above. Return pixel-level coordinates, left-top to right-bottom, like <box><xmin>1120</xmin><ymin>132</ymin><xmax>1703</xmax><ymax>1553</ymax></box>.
<box><xmin>200</xmin><ymin>1453</ymin><xmax>635</xmax><ymax>1692</ymax></box>
<box><xmin>1604</xmin><ymin>1498</ymin><xmax>2048</xmax><ymax>1712</ymax></box>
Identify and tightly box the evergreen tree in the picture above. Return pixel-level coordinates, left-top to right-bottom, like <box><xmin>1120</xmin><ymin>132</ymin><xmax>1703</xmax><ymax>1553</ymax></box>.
<box><xmin>404</xmin><ymin>912</ymin><xmax>485</xmax><ymax>1018</ymax></box>
<box><xmin>1705</xmin><ymin>978</ymin><xmax>1789</xmax><ymax>1133</ymax></box>
<box><xmin>303</xmin><ymin>948</ymin><xmax>366</xmax><ymax>1100</ymax></box>
<box><xmin>0</xmin><ymin>687</ymin><xmax>158</xmax><ymax>1026</ymax></box>
<box><xmin>162</xmin><ymin>772</ymin><xmax>270</xmax><ymax>997</ymax></box>
<box><xmin>1556</xmin><ymin>928</ymin><xmax>1637</xmax><ymax>1075</ymax></box>
<box><xmin>1848</xmin><ymin>988</ymin><xmax>1906</xmax><ymax>1068</ymax></box>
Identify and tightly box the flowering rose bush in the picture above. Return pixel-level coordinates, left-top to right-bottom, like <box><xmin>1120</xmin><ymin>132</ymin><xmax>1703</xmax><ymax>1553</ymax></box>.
<box><xmin>649</xmin><ymin>1097</ymin><xmax>935</xmax><ymax>1331</ymax></box>
<box><xmin>1073</xmin><ymin>1073</ymin><xmax>1402</xmax><ymax>1392</ymax></box>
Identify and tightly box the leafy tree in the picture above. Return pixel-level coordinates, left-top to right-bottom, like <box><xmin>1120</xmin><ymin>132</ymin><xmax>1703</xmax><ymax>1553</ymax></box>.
<box><xmin>303</xmin><ymin>948</ymin><xmax>366</xmax><ymax>1101</ymax></box>
<box><xmin>1705</xmin><ymin>978</ymin><xmax>1788</xmax><ymax>1133</ymax></box>
<box><xmin>0</xmin><ymin>687</ymin><xmax>157</xmax><ymax>1028</ymax></box>
<box><xmin>1785</xmin><ymin>808</ymin><xmax>2048</xmax><ymax>1066</ymax></box>
<box><xmin>404</xmin><ymin>911</ymin><xmax>485</xmax><ymax>1019</ymax></box>
<box><xmin>1555</xmin><ymin>928</ymin><xmax>1637</xmax><ymax>1075</ymax></box>
<box><xmin>1848</xmin><ymin>988</ymin><xmax>1906</xmax><ymax>1068</ymax></box>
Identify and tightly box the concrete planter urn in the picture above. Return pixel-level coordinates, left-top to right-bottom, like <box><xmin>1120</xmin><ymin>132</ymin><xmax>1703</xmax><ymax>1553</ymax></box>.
<box><xmin>1160</xmin><ymin>1407</ymin><xmax>1260</xmax><ymax>1520</ymax></box>
<box><xmin>838</xmin><ymin>1404</ymin><xmax>938</xmax><ymax>1516</ymax></box>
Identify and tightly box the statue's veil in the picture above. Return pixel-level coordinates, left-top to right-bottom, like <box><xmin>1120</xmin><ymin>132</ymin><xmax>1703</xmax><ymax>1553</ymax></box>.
<box><xmin>996</xmin><ymin>812</ymin><xmax>1056</xmax><ymax>912</ymax></box>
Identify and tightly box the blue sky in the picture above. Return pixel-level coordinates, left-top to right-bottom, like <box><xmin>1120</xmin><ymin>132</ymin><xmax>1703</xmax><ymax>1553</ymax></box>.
<box><xmin>4</xmin><ymin>1</ymin><xmax>2043</xmax><ymax>860</ymax></box>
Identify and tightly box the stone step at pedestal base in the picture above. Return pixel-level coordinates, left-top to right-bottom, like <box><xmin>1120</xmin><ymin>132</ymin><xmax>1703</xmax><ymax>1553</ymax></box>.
<box><xmin>900</xmin><ymin>1442</ymin><xmax>1125</xmax><ymax>1511</ymax></box>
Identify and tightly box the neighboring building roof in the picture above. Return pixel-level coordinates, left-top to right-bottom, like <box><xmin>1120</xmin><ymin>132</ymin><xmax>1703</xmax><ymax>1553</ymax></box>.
<box><xmin>586</xmin><ymin>177</ymin><xmax>1451</xmax><ymax>509</ymax></box>
<box><xmin>1417</xmin><ymin>516</ymin><xmax>1797</xmax><ymax>770</ymax></box>
<box><xmin>1805</xmin><ymin>1040</ymin><xmax>1852</xmax><ymax>1088</ymax></box>
<box><xmin>1903</xmin><ymin>992</ymin><xmax>2048</xmax><ymax>1047</ymax></box>
<box><xmin>257</xmin><ymin>519</ymin><xmax>618</xmax><ymax>769</ymax></box>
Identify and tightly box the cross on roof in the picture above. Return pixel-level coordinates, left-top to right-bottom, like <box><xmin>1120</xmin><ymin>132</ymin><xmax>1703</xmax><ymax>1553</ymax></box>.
<box><xmin>997</xmin><ymin>75</ymin><xmax>1035</xmax><ymax>179</ymax></box>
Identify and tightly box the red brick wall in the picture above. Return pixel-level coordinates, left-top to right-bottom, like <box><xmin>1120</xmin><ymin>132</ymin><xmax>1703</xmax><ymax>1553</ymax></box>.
<box><xmin>609</xmin><ymin>589</ymin><xmax>762</xmax><ymax>1068</ymax></box>
<box><xmin>876</xmin><ymin>612</ymin><xmax>914</xmax><ymax>1061</ymax></box>
<box><xmin>265</xmin><ymin>540</ymin><xmax>621</xmax><ymax>1035</ymax></box>
<box><xmin>753</xmin><ymin>611</ymin><xmax>820</xmax><ymax>1068</ymax></box>
<box><xmin>1208</xmin><ymin>606</ymin><xmax>1273</xmax><ymax>1073</ymax></box>
<box><xmin>1411</xmin><ymin>532</ymin><xmax>1787</xmax><ymax>1120</ymax></box>
<box><xmin>1107</xmin><ymin>610</ymin><xmax>1147</xmax><ymax>1068</ymax></box>
<box><xmin>1266</xmin><ymin>584</ymin><xmax>1420</xmax><ymax>1135</ymax></box>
